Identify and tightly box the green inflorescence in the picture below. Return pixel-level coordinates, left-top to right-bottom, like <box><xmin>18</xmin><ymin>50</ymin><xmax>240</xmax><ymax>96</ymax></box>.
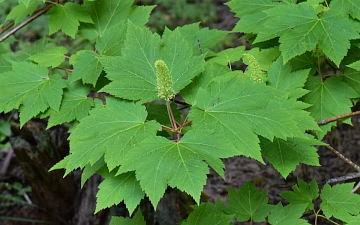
<box><xmin>243</xmin><ymin>53</ymin><xmax>267</xmax><ymax>83</ymax></box>
<box><xmin>155</xmin><ymin>60</ymin><xmax>175</xmax><ymax>101</ymax></box>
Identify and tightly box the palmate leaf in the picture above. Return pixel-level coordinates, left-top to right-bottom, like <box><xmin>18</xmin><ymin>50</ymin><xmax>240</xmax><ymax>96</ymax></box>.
<box><xmin>47</xmin><ymin>2</ymin><xmax>93</xmax><ymax>38</ymax></box>
<box><xmin>51</xmin><ymin>97</ymin><xmax>161</xmax><ymax>175</ymax></box>
<box><xmin>6</xmin><ymin>1</ymin><xmax>38</xmax><ymax>25</ymax></box>
<box><xmin>260</xmin><ymin>136</ymin><xmax>321</xmax><ymax>177</ymax></box>
<box><xmin>69</xmin><ymin>50</ymin><xmax>103</xmax><ymax>86</ymax></box>
<box><xmin>280</xmin><ymin>178</ymin><xmax>318</xmax><ymax>210</ymax></box>
<box><xmin>255</xmin><ymin>3</ymin><xmax>359</xmax><ymax>66</ymax></box>
<box><xmin>189</xmin><ymin>74</ymin><xmax>308</xmax><ymax>163</ymax></box>
<box><xmin>118</xmin><ymin>130</ymin><xmax>239</xmax><ymax>208</ymax></box>
<box><xmin>330</xmin><ymin>0</ymin><xmax>360</xmax><ymax>20</ymax></box>
<box><xmin>47</xmin><ymin>81</ymin><xmax>94</xmax><ymax>128</ymax></box>
<box><xmin>96</xmin><ymin>169</ymin><xmax>144</xmax><ymax>214</ymax></box>
<box><xmin>302</xmin><ymin>76</ymin><xmax>359</xmax><ymax>137</ymax></box>
<box><xmin>181</xmin><ymin>202</ymin><xmax>233</xmax><ymax>225</ymax></box>
<box><xmin>0</xmin><ymin>61</ymin><xmax>66</xmax><ymax>126</ymax></box>
<box><xmin>225</xmin><ymin>181</ymin><xmax>272</xmax><ymax>222</ymax></box>
<box><xmin>110</xmin><ymin>210</ymin><xmax>146</xmax><ymax>225</ymax></box>
<box><xmin>100</xmin><ymin>21</ymin><xmax>204</xmax><ymax>103</ymax></box>
<box><xmin>29</xmin><ymin>46</ymin><xmax>67</xmax><ymax>68</ymax></box>
<box><xmin>321</xmin><ymin>183</ymin><xmax>360</xmax><ymax>221</ymax></box>
<box><xmin>268</xmin><ymin>203</ymin><xmax>309</xmax><ymax>225</ymax></box>
<box><xmin>79</xmin><ymin>0</ymin><xmax>154</xmax><ymax>40</ymax></box>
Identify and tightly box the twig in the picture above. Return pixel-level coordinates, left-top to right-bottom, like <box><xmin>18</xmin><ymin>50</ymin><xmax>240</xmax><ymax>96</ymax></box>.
<box><xmin>0</xmin><ymin>147</ymin><xmax>14</xmax><ymax>174</ymax></box>
<box><xmin>317</xmin><ymin>110</ymin><xmax>360</xmax><ymax>125</ymax></box>
<box><xmin>326</xmin><ymin>145</ymin><xmax>360</xmax><ymax>172</ymax></box>
<box><xmin>326</xmin><ymin>173</ymin><xmax>360</xmax><ymax>184</ymax></box>
<box><xmin>351</xmin><ymin>181</ymin><xmax>360</xmax><ymax>193</ymax></box>
<box><xmin>0</xmin><ymin>4</ymin><xmax>54</xmax><ymax>43</ymax></box>
<box><xmin>0</xmin><ymin>22</ymin><xmax>15</xmax><ymax>35</ymax></box>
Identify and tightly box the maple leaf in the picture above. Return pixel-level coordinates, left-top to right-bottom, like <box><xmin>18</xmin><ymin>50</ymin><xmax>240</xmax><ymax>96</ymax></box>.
<box><xmin>345</xmin><ymin>65</ymin><xmax>360</xmax><ymax>95</ymax></box>
<box><xmin>69</xmin><ymin>50</ymin><xmax>103</xmax><ymax>86</ymax></box>
<box><xmin>260</xmin><ymin>136</ymin><xmax>321</xmax><ymax>177</ymax></box>
<box><xmin>18</xmin><ymin>0</ymin><xmax>44</xmax><ymax>8</ymax></box>
<box><xmin>6</xmin><ymin>1</ymin><xmax>38</xmax><ymax>25</ymax></box>
<box><xmin>118</xmin><ymin>130</ymin><xmax>239</xmax><ymax>208</ymax></box>
<box><xmin>29</xmin><ymin>46</ymin><xmax>67</xmax><ymax>68</ymax></box>
<box><xmin>207</xmin><ymin>46</ymin><xmax>245</xmax><ymax>66</ymax></box>
<box><xmin>189</xmin><ymin>74</ymin><xmax>308</xmax><ymax>163</ymax></box>
<box><xmin>110</xmin><ymin>210</ymin><xmax>146</xmax><ymax>225</ymax></box>
<box><xmin>255</xmin><ymin>3</ymin><xmax>359</xmax><ymax>66</ymax></box>
<box><xmin>280</xmin><ymin>178</ymin><xmax>319</xmax><ymax>210</ymax></box>
<box><xmin>320</xmin><ymin>183</ymin><xmax>360</xmax><ymax>222</ymax></box>
<box><xmin>181</xmin><ymin>63</ymin><xmax>232</xmax><ymax>105</ymax></box>
<box><xmin>268</xmin><ymin>203</ymin><xmax>309</xmax><ymax>225</ymax></box>
<box><xmin>96</xmin><ymin>169</ymin><xmax>144</xmax><ymax>214</ymax></box>
<box><xmin>0</xmin><ymin>61</ymin><xmax>66</xmax><ymax>126</ymax></box>
<box><xmin>47</xmin><ymin>81</ymin><xmax>94</xmax><ymax>129</ymax></box>
<box><xmin>95</xmin><ymin>21</ymin><xmax>127</xmax><ymax>56</ymax></box>
<box><xmin>267</xmin><ymin>57</ymin><xmax>310</xmax><ymax>99</ymax></box>
<box><xmin>52</xmin><ymin>97</ymin><xmax>161</xmax><ymax>175</ymax></box>
<box><xmin>79</xmin><ymin>0</ymin><xmax>154</xmax><ymax>40</ymax></box>
<box><xmin>100</xmin><ymin>21</ymin><xmax>204</xmax><ymax>103</ymax></box>
<box><xmin>181</xmin><ymin>202</ymin><xmax>233</xmax><ymax>225</ymax></box>
<box><xmin>302</xmin><ymin>76</ymin><xmax>359</xmax><ymax>138</ymax></box>
<box><xmin>47</xmin><ymin>2</ymin><xmax>93</xmax><ymax>38</ymax></box>
<box><xmin>225</xmin><ymin>181</ymin><xmax>272</xmax><ymax>222</ymax></box>
<box><xmin>330</xmin><ymin>0</ymin><xmax>360</xmax><ymax>20</ymax></box>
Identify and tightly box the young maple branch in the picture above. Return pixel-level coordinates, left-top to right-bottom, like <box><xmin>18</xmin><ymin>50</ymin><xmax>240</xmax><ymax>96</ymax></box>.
<box><xmin>317</xmin><ymin>110</ymin><xmax>360</xmax><ymax>125</ymax></box>
<box><xmin>325</xmin><ymin>145</ymin><xmax>360</xmax><ymax>172</ymax></box>
<box><xmin>0</xmin><ymin>3</ymin><xmax>54</xmax><ymax>43</ymax></box>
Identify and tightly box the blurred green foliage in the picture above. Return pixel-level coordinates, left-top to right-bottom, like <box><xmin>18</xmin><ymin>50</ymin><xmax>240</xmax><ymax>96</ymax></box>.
<box><xmin>135</xmin><ymin>0</ymin><xmax>218</xmax><ymax>33</ymax></box>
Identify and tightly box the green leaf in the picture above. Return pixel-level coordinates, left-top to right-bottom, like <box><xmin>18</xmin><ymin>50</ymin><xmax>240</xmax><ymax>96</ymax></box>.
<box><xmin>13</xmin><ymin>38</ymin><xmax>47</xmax><ymax>61</ymax></box>
<box><xmin>189</xmin><ymin>75</ymin><xmax>307</xmax><ymax>163</ymax></box>
<box><xmin>81</xmin><ymin>157</ymin><xmax>105</xmax><ymax>188</ymax></box>
<box><xmin>181</xmin><ymin>202</ymin><xmax>233</xmax><ymax>225</ymax></box>
<box><xmin>181</xmin><ymin>63</ymin><xmax>231</xmax><ymax>105</ymax></box>
<box><xmin>330</xmin><ymin>0</ymin><xmax>360</xmax><ymax>20</ymax></box>
<box><xmin>226</xmin><ymin>0</ymin><xmax>278</xmax><ymax>18</ymax></box>
<box><xmin>0</xmin><ymin>62</ymin><xmax>66</xmax><ymax>126</ymax></box>
<box><xmin>18</xmin><ymin>0</ymin><xmax>39</xmax><ymax>8</ymax></box>
<box><xmin>302</xmin><ymin>76</ymin><xmax>359</xmax><ymax>137</ymax></box>
<box><xmin>95</xmin><ymin>21</ymin><xmax>127</xmax><ymax>56</ymax></box>
<box><xmin>59</xmin><ymin>97</ymin><xmax>161</xmax><ymax>175</ymax></box>
<box><xmin>29</xmin><ymin>46</ymin><xmax>67</xmax><ymax>68</ymax></box>
<box><xmin>260</xmin><ymin>136</ymin><xmax>321</xmax><ymax>177</ymax></box>
<box><xmin>80</xmin><ymin>0</ymin><xmax>153</xmax><ymax>40</ymax></box>
<box><xmin>345</xmin><ymin>214</ymin><xmax>360</xmax><ymax>225</ymax></box>
<box><xmin>47</xmin><ymin>2</ymin><xmax>93</xmax><ymax>38</ymax></box>
<box><xmin>248</xmin><ymin>47</ymin><xmax>280</xmax><ymax>69</ymax></box>
<box><xmin>101</xmin><ymin>22</ymin><xmax>204</xmax><ymax>103</ymax></box>
<box><xmin>146</xmin><ymin>102</ymin><xmax>181</xmax><ymax>127</ymax></box>
<box><xmin>320</xmin><ymin>183</ymin><xmax>360</xmax><ymax>222</ymax></box>
<box><xmin>6</xmin><ymin>1</ymin><xmax>38</xmax><ymax>25</ymax></box>
<box><xmin>207</xmin><ymin>46</ymin><xmax>245</xmax><ymax>65</ymax></box>
<box><xmin>267</xmin><ymin>57</ymin><xmax>310</xmax><ymax>99</ymax></box>
<box><xmin>69</xmin><ymin>50</ymin><xmax>103</xmax><ymax>86</ymax></box>
<box><xmin>118</xmin><ymin>130</ymin><xmax>238</xmax><ymax>208</ymax></box>
<box><xmin>268</xmin><ymin>203</ymin><xmax>309</xmax><ymax>225</ymax></box>
<box><xmin>96</xmin><ymin>170</ymin><xmax>144</xmax><ymax>214</ymax></box>
<box><xmin>225</xmin><ymin>181</ymin><xmax>272</xmax><ymax>222</ymax></box>
<box><xmin>256</xmin><ymin>4</ymin><xmax>359</xmax><ymax>65</ymax></box>
<box><xmin>47</xmin><ymin>81</ymin><xmax>94</xmax><ymax>129</ymax></box>
<box><xmin>109</xmin><ymin>210</ymin><xmax>146</xmax><ymax>225</ymax></box>
<box><xmin>344</xmin><ymin>66</ymin><xmax>360</xmax><ymax>95</ymax></box>
<box><xmin>280</xmin><ymin>178</ymin><xmax>319</xmax><ymax>210</ymax></box>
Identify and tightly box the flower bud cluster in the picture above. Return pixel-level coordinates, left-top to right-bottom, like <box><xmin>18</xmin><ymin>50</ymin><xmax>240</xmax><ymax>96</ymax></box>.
<box><xmin>155</xmin><ymin>60</ymin><xmax>175</xmax><ymax>101</ymax></box>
